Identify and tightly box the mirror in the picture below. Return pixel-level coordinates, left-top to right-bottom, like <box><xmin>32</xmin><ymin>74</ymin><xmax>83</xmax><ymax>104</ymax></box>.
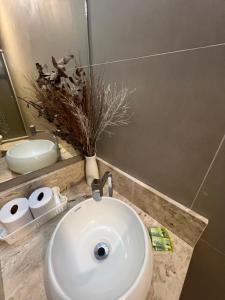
<box><xmin>0</xmin><ymin>0</ymin><xmax>89</xmax><ymax>186</ymax></box>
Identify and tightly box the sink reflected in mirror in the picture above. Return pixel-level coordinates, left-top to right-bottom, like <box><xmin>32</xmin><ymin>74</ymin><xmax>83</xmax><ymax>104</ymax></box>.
<box><xmin>5</xmin><ymin>139</ymin><xmax>59</xmax><ymax>174</ymax></box>
<box><xmin>0</xmin><ymin>136</ymin><xmax>80</xmax><ymax>184</ymax></box>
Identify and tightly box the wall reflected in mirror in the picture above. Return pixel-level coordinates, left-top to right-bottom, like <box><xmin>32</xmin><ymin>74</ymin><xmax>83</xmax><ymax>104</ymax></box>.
<box><xmin>0</xmin><ymin>0</ymin><xmax>89</xmax><ymax>185</ymax></box>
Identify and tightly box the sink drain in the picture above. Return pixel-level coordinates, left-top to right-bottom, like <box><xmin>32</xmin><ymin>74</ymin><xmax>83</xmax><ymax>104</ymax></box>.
<box><xmin>94</xmin><ymin>242</ymin><xmax>110</xmax><ymax>260</ymax></box>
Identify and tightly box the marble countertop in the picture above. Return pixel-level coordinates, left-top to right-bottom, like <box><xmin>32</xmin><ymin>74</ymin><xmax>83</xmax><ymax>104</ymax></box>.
<box><xmin>0</xmin><ymin>186</ymin><xmax>193</xmax><ymax>300</ymax></box>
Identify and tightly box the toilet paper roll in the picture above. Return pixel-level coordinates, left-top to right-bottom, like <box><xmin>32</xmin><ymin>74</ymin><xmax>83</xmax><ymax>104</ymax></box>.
<box><xmin>0</xmin><ymin>198</ymin><xmax>33</xmax><ymax>234</ymax></box>
<box><xmin>28</xmin><ymin>187</ymin><xmax>56</xmax><ymax>218</ymax></box>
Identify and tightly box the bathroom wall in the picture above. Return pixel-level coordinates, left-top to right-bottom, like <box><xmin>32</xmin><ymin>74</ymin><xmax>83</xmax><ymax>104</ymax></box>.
<box><xmin>87</xmin><ymin>0</ymin><xmax>225</xmax><ymax>298</ymax></box>
<box><xmin>180</xmin><ymin>139</ymin><xmax>225</xmax><ymax>299</ymax></box>
<box><xmin>0</xmin><ymin>0</ymin><xmax>89</xmax><ymax>131</ymax></box>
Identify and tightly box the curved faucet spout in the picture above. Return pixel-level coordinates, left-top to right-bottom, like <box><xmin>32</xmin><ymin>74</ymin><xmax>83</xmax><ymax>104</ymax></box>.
<box><xmin>91</xmin><ymin>171</ymin><xmax>113</xmax><ymax>201</ymax></box>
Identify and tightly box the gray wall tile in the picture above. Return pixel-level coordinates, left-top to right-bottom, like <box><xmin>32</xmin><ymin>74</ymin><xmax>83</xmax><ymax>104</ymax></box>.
<box><xmin>95</xmin><ymin>46</ymin><xmax>225</xmax><ymax>206</ymax></box>
<box><xmin>88</xmin><ymin>0</ymin><xmax>225</xmax><ymax>64</ymax></box>
<box><xmin>193</xmin><ymin>138</ymin><xmax>225</xmax><ymax>253</ymax></box>
<box><xmin>181</xmin><ymin>240</ymin><xmax>225</xmax><ymax>300</ymax></box>
<box><xmin>89</xmin><ymin>1</ymin><xmax>225</xmax><ymax>298</ymax></box>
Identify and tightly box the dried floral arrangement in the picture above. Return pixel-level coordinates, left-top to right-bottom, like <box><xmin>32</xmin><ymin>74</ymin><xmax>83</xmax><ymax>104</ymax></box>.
<box><xmin>20</xmin><ymin>55</ymin><xmax>131</xmax><ymax>157</ymax></box>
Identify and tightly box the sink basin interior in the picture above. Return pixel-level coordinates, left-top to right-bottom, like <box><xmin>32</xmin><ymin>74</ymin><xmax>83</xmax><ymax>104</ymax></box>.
<box><xmin>46</xmin><ymin>197</ymin><xmax>151</xmax><ymax>300</ymax></box>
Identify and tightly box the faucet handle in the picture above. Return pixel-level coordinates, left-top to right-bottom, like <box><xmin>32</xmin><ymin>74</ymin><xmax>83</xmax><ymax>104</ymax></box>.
<box><xmin>53</xmin><ymin>129</ymin><xmax>61</xmax><ymax>136</ymax></box>
<box><xmin>91</xmin><ymin>173</ymin><xmax>113</xmax><ymax>201</ymax></box>
<box><xmin>29</xmin><ymin>125</ymin><xmax>36</xmax><ymax>135</ymax></box>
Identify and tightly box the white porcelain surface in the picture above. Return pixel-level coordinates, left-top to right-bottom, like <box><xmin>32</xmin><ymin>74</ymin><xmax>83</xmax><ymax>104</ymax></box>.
<box><xmin>45</xmin><ymin>197</ymin><xmax>153</xmax><ymax>300</ymax></box>
<box><xmin>6</xmin><ymin>139</ymin><xmax>59</xmax><ymax>174</ymax></box>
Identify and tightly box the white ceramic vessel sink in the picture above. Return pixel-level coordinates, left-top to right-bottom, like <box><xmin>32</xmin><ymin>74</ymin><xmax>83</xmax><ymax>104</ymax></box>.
<box><xmin>45</xmin><ymin>197</ymin><xmax>153</xmax><ymax>300</ymax></box>
<box><xmin>6</xmin><ymin>139</ymin><xmax>58</xmax><ymax>174</ymax></box>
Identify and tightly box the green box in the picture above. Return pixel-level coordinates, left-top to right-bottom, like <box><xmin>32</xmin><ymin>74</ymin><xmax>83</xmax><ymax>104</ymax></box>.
<box><xmin>148</xmin><ymin>227</ymin><xmax>173</xmax><ymax>252</ymax></box>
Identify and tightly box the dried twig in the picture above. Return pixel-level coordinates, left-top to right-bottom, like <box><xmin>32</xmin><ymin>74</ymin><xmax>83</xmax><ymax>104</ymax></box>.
<box><xmin>21</xmin><ymin>55</ymin><xmax>132</xmax><ymax>156</ymax></box>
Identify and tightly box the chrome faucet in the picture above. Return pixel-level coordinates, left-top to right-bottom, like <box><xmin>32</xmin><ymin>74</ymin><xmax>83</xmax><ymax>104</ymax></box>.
<box><xmin>29</xmin><ymin>125</ymin><xmax>61</xmax><ymax>154</ymax></box>
<box><xmin>91</xmin><ymin>171</ymin><xmax>113</xmax><ymax>201</ymax></box>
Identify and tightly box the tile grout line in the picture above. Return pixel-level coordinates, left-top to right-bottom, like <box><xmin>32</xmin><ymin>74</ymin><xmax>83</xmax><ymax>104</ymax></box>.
<box><xmin>190</xmin><ymin>133</ymin><xmax>225</xmax><ymax>209</ymax></box>
<box><xmin>91</xmin><ymin>42</ymin><xmax>225</xmax><ymax>67</ymax></box>
<box><xmin>201</xmin><ymin>238</ymin><xmax>225</xmax><ymax>257</ymax></box>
